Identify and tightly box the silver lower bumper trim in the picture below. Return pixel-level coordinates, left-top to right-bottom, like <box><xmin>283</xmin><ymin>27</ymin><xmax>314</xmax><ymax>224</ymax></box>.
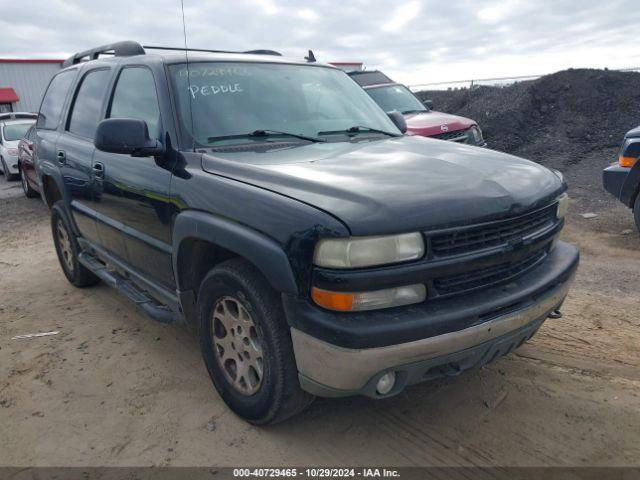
<box><xmin>291</xmin><ymin>279</ymin><xmax>572</xmax><ymax>394</ymax></box>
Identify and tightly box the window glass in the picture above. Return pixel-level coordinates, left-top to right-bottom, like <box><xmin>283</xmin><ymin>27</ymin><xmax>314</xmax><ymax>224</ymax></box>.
<box><xmin>168</xmin><ymin>62</ymin><xmax>399</xmax><ymax>147</ymax></box>
<box><xmin>68</xmin><ymin>69</ymin><xmax>110</xmax><ymax>138</ymax></box>
<box><xmin>27</xmin><ymin>125</ymin><xmax>36</xmax><ymax>141</ymax></box>
<box><xmin>366</xmin><ymin>85</ymin><xmax>427</xmax><ymax>114</ymax></box>
<box><xmin>37</xmin><ymin>70</ymin><xmax>76</xmax><ymax>130</ymax></box>
<box><xmin>3</xmin><ymin>122</ymin><xmax>34</xmax><ymax>141</ymax></box>
<box><xmin>109</xmin><ymin>67</ymin><xmax>161</xmax><ymax>136</ymax></box>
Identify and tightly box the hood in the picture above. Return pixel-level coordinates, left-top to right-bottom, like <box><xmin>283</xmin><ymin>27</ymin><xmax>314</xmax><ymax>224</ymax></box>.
<box><xmin>405</xmin><ymin>110</ymin><xmax>475</xmax><ymax>137</ymax></box>
<box><xmin>624</xmin><ymin>126</ymin><xmax>640</xmax><ymax>139</ymax></box>
<box><xmin>201</xmin><ymin>136</ymin><xmax>564</xmax><ymax>236</ymax></box>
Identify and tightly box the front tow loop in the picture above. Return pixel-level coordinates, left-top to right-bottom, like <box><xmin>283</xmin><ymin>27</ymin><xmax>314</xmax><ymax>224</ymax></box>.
<box><xmin>548</xmin><ymin>309</ymin><xmax>563</xmax><ymax>319</ymax></box>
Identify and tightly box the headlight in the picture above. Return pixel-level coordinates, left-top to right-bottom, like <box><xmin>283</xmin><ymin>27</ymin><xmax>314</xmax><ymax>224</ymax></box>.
<box><xmin>556</xmin><ymin>193</ymin><xmax>569</xmax><ymax>219</ymax></box>
<box><xmin>7</xmin><ymin>148</ymin><xmax>19</xmax><ymax>156</ymax></box>
<box><xmin>314</xmin><ymin>233</ymin><xmax>425</xmax><ymax>269</ymax></box>
<box><xmin>312</xmin><ymin>284</ymin><xmax>427</xmax><ymax>312</ymax></box>
<box><xmin>467</xmin><ymin>125</ymin><xmax>483</xmax><ymax>144</ymax></box>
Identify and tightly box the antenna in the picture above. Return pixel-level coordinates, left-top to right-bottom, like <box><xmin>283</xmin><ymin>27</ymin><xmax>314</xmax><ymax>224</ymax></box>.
<box><xmin>305</xmin><ymin>50</ymin><xmax>316</xmax><ymax>63</ymax></box>
<box><xmin>180</xmin><ymin>0</ymin><xmax>195</xmax><ymax>151</ymax></box>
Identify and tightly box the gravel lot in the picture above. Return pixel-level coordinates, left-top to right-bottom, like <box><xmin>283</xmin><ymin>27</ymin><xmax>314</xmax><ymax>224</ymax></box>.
<box><xmin>1</xmin><ymin>160</ymin><xmax>639</xmax><ymax>467</ymax></box>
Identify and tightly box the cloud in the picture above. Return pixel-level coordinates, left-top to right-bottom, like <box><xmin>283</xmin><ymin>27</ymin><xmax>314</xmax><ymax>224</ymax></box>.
<box><xmin>382</xmin><ymin>1</ymin><xmax>422</xmax><ymax>32</ymax></box>
<box><xmin>0</xmin><ymin>0</ymin><xmax>637</xmax><ymax>86</ymax></box>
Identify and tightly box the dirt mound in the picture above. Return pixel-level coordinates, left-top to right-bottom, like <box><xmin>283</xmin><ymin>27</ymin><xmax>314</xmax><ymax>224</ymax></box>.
<box><xmin>416</xmin><ymin>69</ymin><xmax>640</xmax><ymax>212</ymax></box>
<box><xmin>417</xmin><ymin>69</ymin><xmax>640</xmax><ymax>165</ymax></box>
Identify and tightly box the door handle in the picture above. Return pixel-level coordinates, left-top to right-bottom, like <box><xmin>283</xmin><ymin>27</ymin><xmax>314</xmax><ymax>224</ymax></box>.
<box><xmin>92</xmin><ymin>162</ymin><xmax>104</xmax><ymax>178</ymax></box>
<box><xmin>56</xmin><ymin>150</ymin><xmax>66</xmax><ymax>164</ymax></box>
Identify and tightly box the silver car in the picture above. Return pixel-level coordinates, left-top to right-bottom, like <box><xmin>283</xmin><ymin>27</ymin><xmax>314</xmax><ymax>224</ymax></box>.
<box><xmin>0</xmin><ymin>113</ymin><xmax>37</xmax><ymax>181</ymax></box>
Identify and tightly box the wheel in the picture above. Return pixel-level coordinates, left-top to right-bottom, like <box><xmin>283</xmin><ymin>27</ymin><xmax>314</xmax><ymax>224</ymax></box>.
<box><xmin>198</xmin><ymin>258</ymin><xmax>314</xmax><ymax>424</ymax></box>
<box><xmin>634</xmin><ymin>193</ymin><xmax>640</xmax><ymax>233</ymax></box>
<box><xmin>51</xmin><ymin>201</ymin><xmax>100</xmax><ymax>287</ymax></box>
<box><xmin>20</xmin><ymin>165</ymin><xmax>38</xmax><ymax>198</ymax></box>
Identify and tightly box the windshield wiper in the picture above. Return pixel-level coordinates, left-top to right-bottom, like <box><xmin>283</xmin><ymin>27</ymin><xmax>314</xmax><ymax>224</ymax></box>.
<box><xmin>401</xmin><ymin>109</ymin><xmax>427</xmax><ymax>115</ymax></box>
<box><xmin>208</xmin><ymin>129</ymin><xmax>325</xmax><ymax>144</ymax></box>
<box><xmin>318</xmin><ymin>126</ymin><xmax>401</xmax><ymax>138</ymax></box>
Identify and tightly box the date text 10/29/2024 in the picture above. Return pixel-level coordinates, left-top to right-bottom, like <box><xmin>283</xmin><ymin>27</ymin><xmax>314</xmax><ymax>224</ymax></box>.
<box><xmin>233</xmin><ymin>468</ymin><xmax>401</xmax><ymax>478</ymax></box>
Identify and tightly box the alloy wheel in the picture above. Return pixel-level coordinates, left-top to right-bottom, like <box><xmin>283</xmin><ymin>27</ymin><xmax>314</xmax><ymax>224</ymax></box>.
<box><xmin>211</xmin><ymin>296</ymin><xmax>264</xmax><ymax>395</ymax></box>
<box><xmin>56</xmin><ymin>219</ymin><xmax>74</xmax><ymax>273</ymax></box>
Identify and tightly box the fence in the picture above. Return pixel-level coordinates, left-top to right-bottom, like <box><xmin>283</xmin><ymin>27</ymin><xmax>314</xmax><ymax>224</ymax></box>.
<box><xmin>408</xmin><ymin>67</ymin><xmax>640</xmax><ymax>92</ymax></box>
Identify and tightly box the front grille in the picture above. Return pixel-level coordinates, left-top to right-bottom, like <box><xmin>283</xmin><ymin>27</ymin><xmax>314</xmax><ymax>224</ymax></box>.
<box><xmin>434</xmin><ymin>248</ymin><xmax>547</xmax><ymax>296</ymax></box>
<box><xmin>431</xmin><ymin>128</ymin><xmax>469</xmax><ymax>142</ymax></box>
<box><xmin>430</xmin><ymin>204</ymin><xmax>557</xmax><ymax>257</ymax></box>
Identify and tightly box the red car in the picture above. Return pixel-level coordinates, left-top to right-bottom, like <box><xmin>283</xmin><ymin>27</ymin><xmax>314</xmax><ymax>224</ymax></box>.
<box><xmin>17</xmin><ymin>124</ymin><xmax>39</xmax><ymax>197</ymax></box>
<box><xmin>348</xmin><ymin>70</ymin><xmax>486</xmax><ymax>146</ymax></box>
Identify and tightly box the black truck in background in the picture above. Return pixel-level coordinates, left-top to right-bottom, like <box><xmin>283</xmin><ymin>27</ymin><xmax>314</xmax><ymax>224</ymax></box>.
<box><xmin>603</xmin><ymin>126</ymin><xmax>640</xmax><ymax>231</ymax></box>
<box><xmin>34</xmin><ymin>41</ymin><xmax>579</xmax><ymax>424</ymax></box>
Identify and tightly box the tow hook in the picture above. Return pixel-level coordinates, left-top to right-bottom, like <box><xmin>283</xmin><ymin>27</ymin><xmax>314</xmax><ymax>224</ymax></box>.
<box><xmin>548</xmin><ymin>309</ymin><xmax>563</xmax><ymax>319</ymax></box>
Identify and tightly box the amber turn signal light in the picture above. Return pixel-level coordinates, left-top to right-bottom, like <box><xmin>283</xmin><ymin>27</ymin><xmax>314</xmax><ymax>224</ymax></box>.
<box><xmin>311</xmin><ymin>287</ymin><xmax>354</xmax><ymax>312</ymax></box>
<box><xmin>619</xmin><ymin>156</ymin><xmax>637</xmax><ymax>168</ymax></box>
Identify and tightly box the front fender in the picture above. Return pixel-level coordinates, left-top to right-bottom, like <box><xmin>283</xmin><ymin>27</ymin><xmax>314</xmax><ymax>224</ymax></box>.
<box><xmin>172</xmin><ymin>210</ymin><xmax>298</xmax><ymax>295</ymax></box>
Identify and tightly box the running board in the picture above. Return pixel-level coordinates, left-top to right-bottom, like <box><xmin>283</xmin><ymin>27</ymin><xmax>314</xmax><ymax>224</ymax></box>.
<box><xmin>78</xmin><ymin>252</ymin><xmax>178</xmax><ymax>324</ymax></box>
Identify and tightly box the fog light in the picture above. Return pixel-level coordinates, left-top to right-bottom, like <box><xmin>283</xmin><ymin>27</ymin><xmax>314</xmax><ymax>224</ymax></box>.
<box><xmin>376</xmin><ymin>372</ymin><xmax>396</xmax><ymax>395</ymax></box>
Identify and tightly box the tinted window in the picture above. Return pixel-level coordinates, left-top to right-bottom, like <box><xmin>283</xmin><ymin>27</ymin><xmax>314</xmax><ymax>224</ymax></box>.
<box><xmin>349</xmin><ymin>71</ymin><xmax>394</xmax><ymax>87</ymax></box>
<box><xmin>109</xmin><ymin>67</ymin><xmax>161</xmax><ymax>136</ymax></box>
<box><xmin>68</xmin><ymin>69</ymin><xmax>110</xmax><ymax>139</ymax></box>
<box><xmin>37</xmin><ymin>70</ymin><xmax>76</xmax><ymax>130</ymax></box>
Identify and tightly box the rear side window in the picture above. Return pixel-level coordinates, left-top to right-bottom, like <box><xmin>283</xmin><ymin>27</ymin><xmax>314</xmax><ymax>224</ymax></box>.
<box><xmin>109</xmin><ymin>67</ymin><xmax>161</xmax><ymax>137</ymax></box>
<box><xmin>37</xmin><ymin>70</ymin><xmax>76</xmax><ymax>130</ymax></box>
<box><xmin>67</xmin><ymin>69</ymin><xmax>111</xmax><ymax>139</ymax></box>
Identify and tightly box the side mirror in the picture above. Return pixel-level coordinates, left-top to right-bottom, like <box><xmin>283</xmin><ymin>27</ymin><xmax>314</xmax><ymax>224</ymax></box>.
<box><xmin>387</xmin><ymin>110</ymin><xmax>407</xmax><ymax>134</ymax></box>
<box><xmin>423</xmin><ymin>99</ymin><xmax>433</xmax><ymax>109</ymax></box>
<box><xmin>94</xmin><ymin>118</ymin><xmax>163</xmax><ymax>157</ymax></box>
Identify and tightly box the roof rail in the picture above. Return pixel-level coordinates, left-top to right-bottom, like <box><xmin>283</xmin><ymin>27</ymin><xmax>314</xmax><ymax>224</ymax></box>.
<box><xmin>62</xmin><ymin>41</ymin><xmax>145</xmax><ymax>68</ymax></box>
<box><xmin>0</xmin><ymin>112</ymin><xmax>38</xmax><ymax>121</ymax></box>
<box><xmin>143</xmin><ymin>45</ymin><xmax>282</xmax><ymax>56</ymax></box>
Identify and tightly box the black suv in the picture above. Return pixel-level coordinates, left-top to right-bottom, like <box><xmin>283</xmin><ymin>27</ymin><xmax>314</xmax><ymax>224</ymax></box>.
<box><xmin>35</xmin><ymin>41</ymin><xmax>579</xmax><ymax>424</ymax></box>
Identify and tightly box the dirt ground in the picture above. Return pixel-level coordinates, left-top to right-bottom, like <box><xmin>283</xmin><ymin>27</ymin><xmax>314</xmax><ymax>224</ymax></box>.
<box><xmin>0</xmin><ymin>176</ymin><xmax>639</xmax><ymax>468</ymax></box>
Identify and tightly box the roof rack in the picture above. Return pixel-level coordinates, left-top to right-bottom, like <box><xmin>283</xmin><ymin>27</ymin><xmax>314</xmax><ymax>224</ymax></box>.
<box><xmin>62</xmin><ymin>41</ymin><xmax>145</xmax><ymax>68</ymax></box>
<box><xmin>62</xmin><ymin>41</ymin><xmax>283</xmax><ymax>68</ymax></box>
<box><xmin>143</xmin><ymin>45</ymin><xmax>281</xmax><ymax>56</ymax></box>
<box><xmin>0</xmin><ymin>112</ymin><xmax>38</xmax><ymax>121</ymax></box>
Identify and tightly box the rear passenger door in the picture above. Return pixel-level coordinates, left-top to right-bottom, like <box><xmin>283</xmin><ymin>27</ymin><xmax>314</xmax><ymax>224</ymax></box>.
<box><xmin>91</xmin><ymin>66</ymin><xmax>175</xmax><ymax>288</ymax></box>
<box><xmin>57</xmin><ymin>67</ymin><xmax>111</xmax><ymax>246</ymax></box>
<box><xmin>35</xmin><ymin>69</ymin><xmax>77</xmax><ymax>200</ymax></box>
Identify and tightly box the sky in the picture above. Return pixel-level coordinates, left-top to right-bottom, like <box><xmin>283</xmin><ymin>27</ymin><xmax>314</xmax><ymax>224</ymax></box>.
<box><xmin>1</xmin><ymin>0</ymin><xmax>639</xmax><ymax>87</ymax></box>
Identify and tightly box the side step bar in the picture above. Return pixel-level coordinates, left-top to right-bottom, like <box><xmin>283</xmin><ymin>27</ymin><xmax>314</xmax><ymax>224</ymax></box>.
<box><xmin>78</xmin><ymin>252</ymin><xmax>178</xmax><ymax>324</ymax></box>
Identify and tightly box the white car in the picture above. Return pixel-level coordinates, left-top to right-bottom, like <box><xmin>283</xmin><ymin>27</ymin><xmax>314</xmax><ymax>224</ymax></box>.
<box><xmin>0</xmin><ymin>113</ymin><xmax>37</xmax><ymax>181</ymax></box>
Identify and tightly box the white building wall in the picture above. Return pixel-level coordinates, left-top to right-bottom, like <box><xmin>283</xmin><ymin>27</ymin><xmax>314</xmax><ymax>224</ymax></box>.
<box><xmin>0</xmin><ymin>62</ymin><xmax>62</xmax><ymax>112</ymax></box>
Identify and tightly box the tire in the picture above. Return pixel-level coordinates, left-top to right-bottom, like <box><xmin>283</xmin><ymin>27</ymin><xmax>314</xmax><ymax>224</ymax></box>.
<box><xmin>20</xmin><ymin>165</ymin><xmax>38</xmax><ymax>198</ymax></box>
<box><xmin>51</xmin><ymin>201</ymin><xmax>100</xmax><ymax>288</ymax></box>
<box><xmin>198</xmin><ymin>258</ymin><xmax>314</xmax><ymax>425</ymax></box>
<box><xmin>634</xmin><ymin>193</ymin><xmax>640</xmax><ymax>233</ymax></box>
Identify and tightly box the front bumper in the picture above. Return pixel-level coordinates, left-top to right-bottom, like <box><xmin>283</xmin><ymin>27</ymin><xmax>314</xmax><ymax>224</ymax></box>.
<box><xmin>2</xmin><ymin>154</ymin><xmax>19</xmax><ymax>175</ymax></box>
<box><xmin>290</xmin><ymin>241</ymin><xmax>578</xmax><ymax>397</ymax></box>
<box><xmin>602</xmin><ymin>164</ymin><xmax>629</xmax><ymax>201</ymax></box>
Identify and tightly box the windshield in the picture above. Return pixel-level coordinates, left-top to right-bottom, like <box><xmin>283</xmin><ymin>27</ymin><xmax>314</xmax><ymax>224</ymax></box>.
<box><xmin>366</xmin><ymin>84</ymin><xmax>427</xmax><ymax>115</ymax></box>
<box><xmin>169</xmin><ymin>62</ymin><xmax>399</xmax><ymax>146</ymax></box>
<box><xmin>2</xmin><ymin>122</ymin><xmax>34</xmax><ymax>141</ymax></box>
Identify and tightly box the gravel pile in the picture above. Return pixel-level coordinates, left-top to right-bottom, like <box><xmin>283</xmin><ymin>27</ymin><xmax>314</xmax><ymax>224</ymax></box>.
<box><xmin>416</xmin><ymin>68</ymin><xmax>640</xmax><ymax>212</ymax></box>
